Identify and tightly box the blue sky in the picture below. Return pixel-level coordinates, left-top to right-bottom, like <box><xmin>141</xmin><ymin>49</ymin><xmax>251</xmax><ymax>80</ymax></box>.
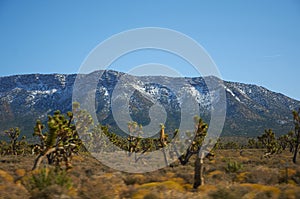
<box><xmin>0</xmin><ymin>0</ymin><xmax>300</xmax><ymax>100</ymax></box>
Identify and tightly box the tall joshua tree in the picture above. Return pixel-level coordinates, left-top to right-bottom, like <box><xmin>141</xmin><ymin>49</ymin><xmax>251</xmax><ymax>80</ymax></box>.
<box><xmin>159</xmin><ymin>123</ymin><xmax>169</xmax><ymax>166</ymax></box>
<box><xmin>292</xmin><ymin>109</ymin><xmax>300</xmax><ymax>163</ymax></box>
<box><xmin>178</xmin><ymin>116</ymin><xmax>208</xmax><ymax>188</ymax></box>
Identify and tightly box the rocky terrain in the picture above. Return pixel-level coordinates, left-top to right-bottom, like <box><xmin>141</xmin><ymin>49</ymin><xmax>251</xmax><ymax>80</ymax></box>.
<box><xmin>0</xmin><ymin>70</ymin><xmax>299</xmax><ymax>138</ymax></box>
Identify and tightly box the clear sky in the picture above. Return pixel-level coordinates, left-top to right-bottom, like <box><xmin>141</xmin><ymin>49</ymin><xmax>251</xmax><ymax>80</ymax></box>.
<box><xmin>0</xmin><ymin>0</ymin><xmax>300</xmax><ymax>100</ymax></box>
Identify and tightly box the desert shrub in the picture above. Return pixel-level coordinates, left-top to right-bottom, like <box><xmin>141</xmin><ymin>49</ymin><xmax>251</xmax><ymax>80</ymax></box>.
<box><xmin>235</xmin><ymin>172</ymin><xmax>250</xmax><ymax>183</ymax></box>
<box><xmin>278</xmin><ymin>184</ymin><xmax>300</xmax><ymax>199</ymax></box>
<box><xmin>138</xmin><ymin>181</ymin><xmax>185</xmax><ymax>192</ymax></box>
<box><xmin>255</xmin><ymin>190</ymin><xmax>278</xmax><ymax>199</ymax></box>
<box><xmin>209</xmin><ymin>187</ymin><xmax>246</xmax><ymax>199</ymax></box>
<box><xmin>173</xmin><ymin>156</ymin><xmax>199</xmax><ymax>184</ymax></box>
<box><xmin>225</xmin><ymin>160</ymin><xmax>243</xmax><ymax>173</ymax></box>
<box><xmin>290</xmin><ymin>169</ymin><xmax>300</xmax><ymax>184</ymax></box>
<box><xmin>138</xmin><ymin>171</ymin><xmax>168</xmax><ymax>184</ymax></box>
<box><xmin>245</xmin><ymin>166</ymin><xmax>279</xmax><ymax>184</ymax></box>
<box><xmin>239</xmin><ymin>184</ymin><xmax>281</xmax><ymax>199</ymax></box>
<box><xmin>78</xmin><ymin>172</ymin><xmax>127</xmax><ymax>199</ymax></box>
<box><xmin>123</xmin><ymin>174</ymin><xmax>146</xmax><ymax>185</ymax></box>
<box><xmin>29</xmin><ymin>185</ymin><xmax>78</xmax><ymax>199</ymax></box>
<box><xmin>23</xmin><ymin>167</ymin><xmax>72</xmax><ymax>192</ymax></box>
<box><xmin>174</xmin><ymin>171</ymin><xmax>193</xmax><ymax>184</ymax></box>
<box><xmin>0</xmin><ymin>182</ymin><xmax>30</xmax><ymax>199</ymax></box>
<box><xmin>0</xmin><ymin>169</ymin><xmax>14</xmax><ymax>183</ymax></box>
<box><xmin>207</xmin><ymin>170</ymin><xmax>224</xmax><ymax>179</ymax></box>
<box><xmin>221</xmin><ymin>141</ymin><xmax>240</xmax><ymax>150</ymax></box>
<box><xmin>143</xmin><ymin>193</ymin><xmax>160</xmax><ymax>199</ymax></box>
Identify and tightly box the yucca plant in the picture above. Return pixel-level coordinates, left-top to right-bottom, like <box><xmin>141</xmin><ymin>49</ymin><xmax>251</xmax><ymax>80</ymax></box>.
<box><xmin>225</xmin><ymin>160</ymin><xmax>243</xmax><ymax>173</ymax></box>
<box><xmin>24</xmin><ymin>167</ymin><xmax>72</xmax><ymax>191</ymax></box>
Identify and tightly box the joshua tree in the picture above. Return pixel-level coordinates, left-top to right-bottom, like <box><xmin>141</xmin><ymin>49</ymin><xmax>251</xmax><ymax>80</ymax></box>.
<box><xmin>278</xmin><ymin>134</ymin><xmax>290</xmax><ymax>151</ymax></box>
<box><xmin>257</xmin><ymin>129</ymin><xmax>282</xmax><ymax>157</ymax></box>
<box><xmin>177</xmin><ymin>116</ymin><xmax>209</xmax><ymax>188</ymax></box>
<box><xmin>32</xmin><ymin>110</ymin><xmax>82</xmax><ymax>170</ymax></box>
<box><xmin>4</xmin><ymin>127</ymin><xmax>27</xmax><ymax>155</ymax></box>
<box><xmin>286</xmin><ymin>131</ymin><xmax>296</xmax><ymax>153</ymax></box>
<box><xmin>247</xmin><ymin>138</ymin><xmax>257</xmax><ymax>149</ymax></box>
<box><xmin>127</xmin><ymin>121</ymin><xmax>139</xmax><ymax>154</ymax></box>
<box><xmin>292</xmin><ymin>109</ymin><xmax>300</xmax><ymax>163</ymax></box>
<box><xmin>159</xmin><ymin>123</ymin><xmax>167</xmax><ymax>147</ymax></box>
<box><xmin>159</xmin><ymin>123</ymin><xmax>169</xmax><ymax>165</ymax></box>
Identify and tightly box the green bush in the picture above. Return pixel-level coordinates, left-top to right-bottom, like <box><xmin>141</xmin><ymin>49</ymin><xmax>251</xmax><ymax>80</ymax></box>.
<box><xmin>24</xmin><ymin>167</ymin><xmax>72</xmax><ymax>192</ymax></box>
<box><xmin>225</xmin><ymin>160</ymin><xmax>243</xmax><ymax>173</ymax></box>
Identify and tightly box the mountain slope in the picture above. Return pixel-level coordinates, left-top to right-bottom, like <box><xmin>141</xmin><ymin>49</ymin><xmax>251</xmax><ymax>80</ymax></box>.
<box><xmin>0</xmin><ymin>70</ymin><xmax>299</xmax><ymax>138</ymax></box>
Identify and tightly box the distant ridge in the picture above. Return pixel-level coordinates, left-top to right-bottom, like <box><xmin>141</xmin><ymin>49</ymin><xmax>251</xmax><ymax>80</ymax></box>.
<box><xmin>0</xmin><ymin>70</ymin><xmax>299</xmax><ymax>138</ymax></box>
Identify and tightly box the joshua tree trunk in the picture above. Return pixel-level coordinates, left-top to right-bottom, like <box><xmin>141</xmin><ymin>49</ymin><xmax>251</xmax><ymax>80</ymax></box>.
<box><xmin>12</xmin><ymin>139</ymin><xmax>17</xmax><ymax>155</ymax></box>
<box><xmin>193</xmin><ymin>151</ymin><xmax>205</xmax><ymax>188</ymax></box>
<box><xmin>292</xmin><ymin>110</ymin><xmax>300</xmax><ymax>164</ymax></box>
<box><xmin>32</xmin><ymin>147</ymin><xmax>56</xmax><ymax>170</ymax></box>
<box><xmin>160</xmin><ymin>124</ymin><xmax>167</xmax><ymax>146</ymax></box>
<box><xmin>159</xmin><ymin>124</ymin><xmax>169</xmax><ymax>166</ymax></box>
<box><xmin>293</xmin><ymin>128</ymin><xmax>300</xmax><ymax>163</ymax></box>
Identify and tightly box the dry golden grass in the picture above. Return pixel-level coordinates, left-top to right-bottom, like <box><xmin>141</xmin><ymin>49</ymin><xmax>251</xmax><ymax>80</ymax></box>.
<box><xmin>0</xmin><ymin>169</ymin><xmax>14</xmax><ymax>183</ymax></box>
<box><xmin>239</xmin><ymin>183</ymin><xmax>281</xmax><ymax>199</ymax></box>
<box><xmin>0</xmin><ymin>149</ymin><xmax>300</xmax><ymax>198</ymax></box>
<box><xmin>0</xmin><ymin>169</ymin><xmax>30</xmax><ymax>199</ymax></box>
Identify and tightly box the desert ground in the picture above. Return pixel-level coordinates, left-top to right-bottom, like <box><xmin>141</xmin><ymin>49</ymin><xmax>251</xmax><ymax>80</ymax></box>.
<box><xmin>1</xmin><ymin>149</ymin><xmax>300</xmax><ymax>199</ymax></box>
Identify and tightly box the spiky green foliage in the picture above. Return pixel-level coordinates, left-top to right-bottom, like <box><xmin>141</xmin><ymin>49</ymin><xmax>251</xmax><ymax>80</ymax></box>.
<box><xmin>48</xmin><ymin>104</ymin><xmax>211</xmax><ymax>189</ymax></box>
<box><xmin>23</xmin><ymin>167</ymin><xmax>72</xmax><ymax>192</ymax></box>
<box><xmin>2</xmin><ymin>127</ymin><xmax>28</xmax><ymax>155</ymax></box>
<box><xmin>102</xmin><ymin>121</ymin><xmax>172</xmax><ymax>155</ymax></box>
<box><xmin>71</xmin><ymin>102</ymin><xmax>108</xmax><ymax>154</ymax></box>
<box><xmin>285</xmin><ymin>131</ymin><xmax>296</xmax><ymax>153</ymax></box>
<box><xmin>127</xmin><ymin>121</ymin><xmax>141</xmax><ymax>154</ymax></box>
<box><xmin>32</xmin><ymin>109</ymin><xmax>82</xmax><ymax>170</ymax></box>
<box><xmin>247</xmin><ymin>138</ymin><xmax>262</xmax><ymax>149</ymax></box>
<box><xmin>225</xmin><ymin>160</ymin><xmax>243</xmax><ymax>173</ymax></box>
<box><xmin>97</xmin><ymin>116</ymin><xmax>211</xmax><ymax>188</ymax></box>
<box><xmin>178</xmin><ymin>116</ymin><xmax>208</xmax><ymax>165</ymax></box>
<box><xmin>257</xmin><ymin>129</ymin><xmax>282</xmax><ymax>157</ymax></box>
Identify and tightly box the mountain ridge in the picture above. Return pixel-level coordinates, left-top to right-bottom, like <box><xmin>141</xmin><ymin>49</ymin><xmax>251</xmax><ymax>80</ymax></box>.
<box><xmin>0</xmin><ymin>70</ymin><xmax>299</xmax><ymax>138</ymax></box>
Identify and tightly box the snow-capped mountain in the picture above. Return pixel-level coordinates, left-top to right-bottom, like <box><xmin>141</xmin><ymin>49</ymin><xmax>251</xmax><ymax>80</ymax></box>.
<box><xmin>0</xmin><ymin>70</ymin><xmax>299</xmax><ymax>138</ymax></box>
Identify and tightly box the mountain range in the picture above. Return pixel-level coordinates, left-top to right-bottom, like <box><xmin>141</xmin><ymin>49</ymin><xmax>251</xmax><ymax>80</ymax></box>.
<box><xmin>0</xmin><ymin>70</ymin><xmax>299</xmax><ymax>139</ymax></box>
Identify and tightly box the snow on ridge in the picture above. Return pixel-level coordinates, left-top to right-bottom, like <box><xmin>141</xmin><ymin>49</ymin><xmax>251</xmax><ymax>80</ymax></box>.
<box><xmin>232</xmin><ymin>84</ymin><xmax>252</xmax><ymax>100</ymax></box>
<box><xmin>223</xmin><ymin>85</ymin><xmax>241</xmax><ymax>102</ymax></box>
<box><xmin>182</xmin><ymin>85</ymin><xmax>211</xmax><ymax>108</ymax></box>
<box><xmin>55</xmin><ymin>74</ymin><xmax>66</xmax><ymax>87</ymax></box>
<box><xmin>31</xmin><ymin>89</ymin><xmax>58</xmax><ymax>95</ymax></box>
